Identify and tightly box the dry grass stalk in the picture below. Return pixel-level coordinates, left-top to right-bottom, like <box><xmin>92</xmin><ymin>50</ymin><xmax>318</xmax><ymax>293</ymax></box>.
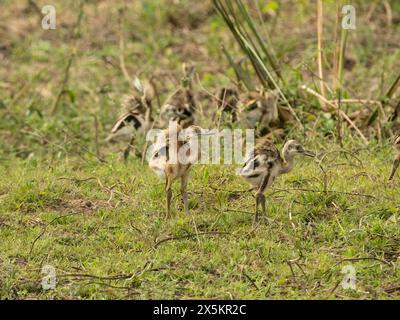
<box><xmin>317</xmin><ymin>0</ymin><xmax>326</xmax><ymax>108</ymax></box>
<box><xmin>51</xmin><ymin>0</ymin><xmax>86</xmax><ymax>115</ymax></box>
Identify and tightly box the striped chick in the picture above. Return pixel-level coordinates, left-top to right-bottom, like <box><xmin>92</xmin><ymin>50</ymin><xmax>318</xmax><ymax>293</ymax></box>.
<box><xmin>240</xmin><ymin>138</ymin><xmax>315</xmax><ymax>222</ymax></box>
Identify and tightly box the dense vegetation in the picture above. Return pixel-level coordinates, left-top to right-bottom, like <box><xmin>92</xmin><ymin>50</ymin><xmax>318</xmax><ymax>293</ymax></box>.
<box><xmin>0</xmin><ymin>0</ymin><xmax>399</xmax><ymax>299</ymax></box>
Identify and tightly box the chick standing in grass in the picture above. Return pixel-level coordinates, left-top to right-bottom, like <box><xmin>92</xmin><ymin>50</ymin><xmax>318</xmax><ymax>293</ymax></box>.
<box><xmin>239</xmin><ymin>138</ymin><xmax>315</xmax><ymax>222</ymax></box>
<box><xmin>148</xmin><ymin>123</ymin><xmax>211</xmax><ymax>217</ymax></box>
<box><xmin>160</xmin><ymin>63</ymin><xmax>196</xmax><ymax>128</ymax></box>
<box><xmin>388</xmin><ymin>136</ymin><xmax>400</xmax><ymax>181</ymax></box>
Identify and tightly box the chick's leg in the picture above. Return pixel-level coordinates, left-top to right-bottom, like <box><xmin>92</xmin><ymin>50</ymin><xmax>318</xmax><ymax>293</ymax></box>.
<box><xmin>165</xmin><ymin>177</ymin><xmax>173</xmax><ymax>218</ymax></box>
<box><xmin>254</xmin><ymin>172</ymin><xmax>271</xmax><ymax>222</ymax></box>
<box><xmin>389</xmin><ymin>157</ymin><xmax>400</xmax><ymax>181</ymax></box>
<box><xmin>180</xmin><ymin>173</ymin><xmax>190</xmax><ymax>215</ymax></box>
<box><xmin>255</xmin><ymin>192</ymin><xmax>266</xmax><ymax>222</ymax></box>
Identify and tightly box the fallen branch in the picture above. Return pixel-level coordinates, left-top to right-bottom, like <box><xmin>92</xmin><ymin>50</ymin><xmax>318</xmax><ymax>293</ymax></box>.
<box><xmin>153</xmin><ymin>231</ymin><xmax>230</xmax><ymax>249</ymax></box>
<box><xmin>223</xmin><ymin>208</ymin><xmax>254</xmax><ymax>215</ymax></box>
<box><xmin>317</xmin><ymin>149</ymin><xmax>364</xmax><ymax>169</ymax></box>
<box><xmin>57</xmin><ymin>176</ymin><xmax>97</xmax><ymax>183</ymax></box>
<box><xmin>81</xmin><ymin>281</ymin><xmax>139</xmax><ymax>294</ymax></box>
<box><xmin>328</xmin><ymin>99</ymin><xmax>382</xmax><ymax>105</ymax></box>
<box><xmin>242</xmin><ymin>270</ymin><xmax>259</xmax><ymax>291</ymax></box>
<box><xmin>384</xmin><ymin>285</ymin><xmax>400</xmax><ymax>294</ymax></box>
<box><xmin>29</xmin><ymin>213</ymin><xmax>78</xmax><ymax>255</ymax></box>
<box><xmin>57</xmin><ymin>176</ymin><xmax>130</xmax><ymax>205</ymax></box>
<box><xmin>324</xmin><ymin>257</ymin><xmax>392</xmax><ymax>276</ymax></box>
<box><xmin>271</xmin><ymin>187</ymin><xmax>377</xmax><ymax>200</ymax></box>
<box><xmin>209</xmin><ymin>186</ymin><xmax>254</xmax><ymax>193</ymax></box>
<box><xmin>286</xmin><ymin>260</ymin><xmax>298</xmax><ymax>285</ymax></box>
<box><xmin>60</xmin><ymin>273</ymin><xmax>134</xmax><ymax>281</ymax></box>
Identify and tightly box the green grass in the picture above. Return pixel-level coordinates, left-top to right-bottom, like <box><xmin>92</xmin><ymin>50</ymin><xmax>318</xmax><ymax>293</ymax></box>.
<box><xmin>1</xmin><ymin>0</ymin><xmax>400</xmax><ymax>299</ymax></box>
<box><xmin>0</xmin><ymin>138</ymin><xmax>399</xmax><ymax>299</ymax></box>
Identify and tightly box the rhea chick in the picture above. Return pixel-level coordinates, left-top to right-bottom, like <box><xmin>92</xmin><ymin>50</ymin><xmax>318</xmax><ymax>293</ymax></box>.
<box><xmin>107</xmin><ymin>94</ymin><xmax>153</xmax><ymax>142</ymax></box>
<box><xmin>239</xmin><ymin>139</ymin><xmax>315</xmax><ymax>222</ymax></box>
<box><xmin>107</xmin><ymin>79</ymin><xmax>153</xmax><ymax>160</ymax></box>
<box><xmin>238</xmin><ymin>89</ymin><xmax>279</xmax><ymax>130</ymax></box>
<box><xmin>388</xmin><ymin>136</ymin><xmax>400</xmax><ymax>181</ymax></box>
<box><xmin>107</xmin><ymin>78</ymin><xmax>153</xmax><ymax>143</ymax></box>
<box><xmin>148</xmin><ymin>123</ymin><xmax>210</xmax><ymax>217</ymax></box>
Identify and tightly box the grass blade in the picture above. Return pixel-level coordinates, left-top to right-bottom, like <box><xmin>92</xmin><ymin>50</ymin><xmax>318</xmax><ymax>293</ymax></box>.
<box><xmin>337</xmin><ymin>27</ymin><xmax>348</xmax><ymax>86</ymax></box>
<box><xmin>234</xmin><ymin>0</ymin><xmax>282</xmax><ymax>81</ymax></box>
<box><xmin>213</xmin><ymin>0</ymin><xmax>271</xmax><ymax>88</ymax></box>
<box><xmin>386</xmin><ymin>73</ymin><xmax>400</xmax><ymax>99</ymax></box>
<box><xmin>317</xmin><ymin>0</ymin><xmax>326</xmax><ymax>108</ymax></box>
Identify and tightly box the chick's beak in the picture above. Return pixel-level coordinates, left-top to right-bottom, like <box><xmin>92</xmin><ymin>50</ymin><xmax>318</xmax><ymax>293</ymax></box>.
<box><xmin>301</xmin><ymin>149</ymin><xmax>316</xmax><ymax>157</ymax></box>
<box><xmin>199</xmin><ymin>130</ymin><xmax>217</xmax><ymax>136</ymax></box>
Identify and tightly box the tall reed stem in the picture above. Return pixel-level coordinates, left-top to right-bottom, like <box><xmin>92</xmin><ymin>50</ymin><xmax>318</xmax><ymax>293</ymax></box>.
<box><xmin>317</xmin><ymin>0</ymin><xmax>326</xmax><ymax>109</ymax></box>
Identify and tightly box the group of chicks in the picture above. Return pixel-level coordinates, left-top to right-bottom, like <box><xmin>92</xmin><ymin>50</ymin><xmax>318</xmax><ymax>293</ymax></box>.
<box><xmin>107</xmin><ymin>64</ymin><xmax>400</xmax><ymax>222</ymax></box>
